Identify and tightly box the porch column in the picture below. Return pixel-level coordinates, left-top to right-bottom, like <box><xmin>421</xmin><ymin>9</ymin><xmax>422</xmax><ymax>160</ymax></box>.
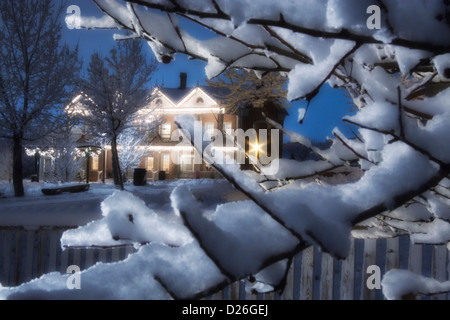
<box><xmin>34</xmin><ymin>152</ymin><xmax>40</xmax><ymax>182</ymax></box>
<box><xmin>102</xmin><ymin>149</ymin><xmax>106</xmax><ymax>183</ymax></box>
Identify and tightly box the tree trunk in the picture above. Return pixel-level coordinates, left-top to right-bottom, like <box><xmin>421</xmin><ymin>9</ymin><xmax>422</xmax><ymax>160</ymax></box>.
<box><xmin>12</xmin><ymin>135</ymin><xmax>25</xmax><ymax>197</ymax></box>
<box><xmin>111</xmin><ymin>138</ymin><xmax>124</xmax><ymax>190</ymax></box>
<box><xmin>86</xmin><ymin>153</ymin><xmax>90</xmax><ymax>184</ymax></box>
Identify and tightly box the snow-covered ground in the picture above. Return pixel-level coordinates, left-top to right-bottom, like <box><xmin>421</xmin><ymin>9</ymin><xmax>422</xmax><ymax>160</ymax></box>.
<box><xmin>0</xmin><ymin>179</ymin><xmax>245</xmax><ymax>228</ymax></box>
<box><xmin>0</xmin><ymin>178</ymin><xmax>260</xmax><ymax>300</ymax></box>
<box><xmin>1</xmin><ymin>178</ymin><xmax>449</xmax><ymax>300</ymax></box>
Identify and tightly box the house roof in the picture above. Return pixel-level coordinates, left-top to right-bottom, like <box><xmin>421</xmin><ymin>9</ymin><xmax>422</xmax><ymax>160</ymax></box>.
<box><xmin>154</xmin><ymin>72</ymin><xmax>287</xmax><ymax>116</ymax></box>
<box><xmin>198</xmin><ymin>86</ymin><xmax>230</xmax><ymax>103</ymax></box>
<box><xmin>157</xmin><ymin>86</ymin><xmax>230</xmax><ymax>105</ymax></box>
<box><xmin>158</xmin><ymin>87</ymin><xmax>192</xmax><ymax>104</ymax></box>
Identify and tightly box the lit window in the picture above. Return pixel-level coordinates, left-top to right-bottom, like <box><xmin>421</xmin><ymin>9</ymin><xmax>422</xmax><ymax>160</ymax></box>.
<box><xmin>161</xmin><ymin>123</ymin><xmax>171</xmax><ymax>139</ymax></box>
<box><xmin>223</xmin><ymin>122</ymin><xmax>232</xmax><ymax>135</ymax></box>
<box><xmin>91</xmin><ymin>155</ymin><xmax>99</xmax><ymax>171</ymax></box>
<box><xmin>146</xmin><ymin>157</ymin><xmax>154</xmax><ymax>171</ymax></box>
<box><xmin>181</xmin><ymin>154</ymin><xmax>194</xmax><ymax>172</ymax></box>
<box><xmin>204</xmin><ymin>122</ymin><xmax>215</xmax><ymax>140</ymax></box>
<box><xmin>162</xmin><ymin>154</ymin><xmax>170</xmax><ymax>172</ymax></box>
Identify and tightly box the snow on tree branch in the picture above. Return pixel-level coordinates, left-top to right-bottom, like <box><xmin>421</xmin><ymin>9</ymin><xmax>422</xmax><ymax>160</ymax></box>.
<box><xmin>1</xmin><ymin>0</ymin><xmax>449</xmax><ymax>300</ymax></box>
<box><xmin>76</xmin><ymin>0</ymin><xmax>449</xmax><ymax>299</ymax></box>
<box><xmin>382</xmin><ymin>269</ymin><xmax>450</xmax><ymax>300</ymax></box>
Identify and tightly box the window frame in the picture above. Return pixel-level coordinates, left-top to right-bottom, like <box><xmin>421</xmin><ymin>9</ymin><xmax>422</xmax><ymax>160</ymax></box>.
<box><xmin>91</xmin><ymin>154</ymin><xmax>99</xmax><ymax>171</ymax></box>
<box><xmin>180</xmin><ymin>154</ymin><xmax>194</xmax><ymax>172</ymax></box>
<box><xmin>223</xmin><ymin>122</ymin><xmax>233</xmax><ymax>135</ymax></box>
<box><xmin>162</xmin><ymin>154</ymin><xmax>170</xmax><ymax>172</ymax></box>
<box><xmin>161</xmin><ymin>123</ymin><xmax>172</xmax><ymax>139</ymax></box>
<box><xmin>146</xmin><ymin>156</ymin><xmax>154</xmax><ymax>171</ymax></box>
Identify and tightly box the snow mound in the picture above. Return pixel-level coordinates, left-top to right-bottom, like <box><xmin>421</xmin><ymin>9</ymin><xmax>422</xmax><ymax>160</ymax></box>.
<box><xmin>61</xmin><ymin>190</ymin><xmax>192</xmax><ymax>248</ymax></box>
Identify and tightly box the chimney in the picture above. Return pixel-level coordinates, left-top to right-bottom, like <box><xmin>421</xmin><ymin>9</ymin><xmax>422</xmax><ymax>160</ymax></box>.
<box><xmin>179</xmin><ymin>72</ymin><xmax>187</xmax><ymax>90</ymax></box>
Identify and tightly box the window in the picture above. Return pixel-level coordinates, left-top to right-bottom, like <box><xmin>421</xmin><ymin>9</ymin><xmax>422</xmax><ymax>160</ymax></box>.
<box><xmin>162</xmin><ymin>154</ymin><xmax>170</xmax><ymax>172</ymax></box>
<box><xmin>204</xmin><ymin>122</ymin><xmax>215</xmax><ymax>140</ymax></box>
<box><xmin>196</xmin><ymin>97</ymin><xmax>204</xmax><ymax>104</ymax></box>
<box><xmin>181</xmin><ymin>154</ymin><xmax>194</xmax><ymax>172</ymax></box>
<box><xmin>146</xmin><ymin>157</ymin><xmax>154</xmax><ymax>171</ymax></box>
<box><xmin>161</xmin><ymin>123</ymin><xmax>171</xmax><ymax>139</ymax></box>
<box><xmin>223</xmin><ymin>122</ymin><xmax>233</xmax><ymax>135</ymax></box>
<box><xmin>205</xmin><ymin>122</ymin><xmax>214</xmax><ymax>132</ymax></box>
<box><xmin>91</xmin><ymin>155</ymin><xmax>99</xmax><ymax>171</ymax></box>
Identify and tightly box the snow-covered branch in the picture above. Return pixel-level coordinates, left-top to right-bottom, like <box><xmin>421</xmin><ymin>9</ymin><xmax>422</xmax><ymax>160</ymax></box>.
<box><xmin>2</xmin><ymin>0</ymin><xmax>449</xmax><ymax>300</ymax></box>
<box><xmin>382</xmin><ymin>269</ymin><xmax>450</xmax><ymax>300</ymax></box>
<box><xmin>63</xmin><ymin>0</ymin><xmax>450</xmax><ymax>299</ymax></box>
<box><xmin>112</xmin><ymin>0</ymin><xmax>450</xmax><ymax>54</ymax></box>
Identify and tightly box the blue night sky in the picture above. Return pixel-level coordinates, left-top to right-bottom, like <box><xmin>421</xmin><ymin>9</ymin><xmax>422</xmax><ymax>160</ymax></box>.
<box><xmin>61</xmin><ymin>0</ymin><xmax>356</xmax><ymax>142</ymax></box>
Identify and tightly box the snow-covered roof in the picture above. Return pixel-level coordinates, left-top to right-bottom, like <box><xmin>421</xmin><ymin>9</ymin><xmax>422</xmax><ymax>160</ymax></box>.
<box><xmin>156</xmin><ymin>85</ymin><xmax>229</xmax><ymax>106</ymax></box>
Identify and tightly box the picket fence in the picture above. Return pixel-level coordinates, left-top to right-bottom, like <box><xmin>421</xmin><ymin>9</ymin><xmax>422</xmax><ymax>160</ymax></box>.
<box><xmin>0</xmin><ymin>227</ymin><xmax>448</xmax><ymax>300</ymax></box>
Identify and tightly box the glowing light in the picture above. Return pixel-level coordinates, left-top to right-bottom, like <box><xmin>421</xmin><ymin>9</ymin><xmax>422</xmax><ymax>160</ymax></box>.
<box><xmin>250</xmin><ymin>141</ymin><xmax>264</xmax><ymax>155</ymax></box>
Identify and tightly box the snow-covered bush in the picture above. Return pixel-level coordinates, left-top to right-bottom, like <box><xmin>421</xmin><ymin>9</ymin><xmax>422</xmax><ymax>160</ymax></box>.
<box><xmin>25</xmin><ymin>131</ymin><xmax>84</xmax><ymax>183</ymax></box>
<box><xmin>2</xmin><ymin>0</ymin><xmax>449</xmax><ymax>300</ymax></box>
<box><xmin>53</xmin><ymin>139</ymin><xmax>84</xmax><ymax>183</ymax></box>
<box><xmin>117</xmin><ymin>128</ymin><xmax>148</xmax><ymax>182</ymax></box>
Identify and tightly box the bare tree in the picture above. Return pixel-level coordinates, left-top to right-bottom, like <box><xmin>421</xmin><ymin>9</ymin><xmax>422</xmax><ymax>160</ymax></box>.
<box><xmin>0</xmin><ymin>0</ymin><xmax>81</xmax><ymax>197</ymax></box>
<box><xmin>78</xmin><ymin>38</ymin><xmax>158</xmax><ymax>190</ymax></box>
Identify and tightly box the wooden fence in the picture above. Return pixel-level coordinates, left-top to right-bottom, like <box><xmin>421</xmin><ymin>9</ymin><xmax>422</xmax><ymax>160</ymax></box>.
<box><xmin>0</xmin><ymin>227</ymin><xmax>448</xmax><ymax>300</ymax></box>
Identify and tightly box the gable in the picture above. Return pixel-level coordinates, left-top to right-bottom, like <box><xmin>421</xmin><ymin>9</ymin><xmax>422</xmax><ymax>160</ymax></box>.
<box><xmin>151</xmin><ymin>87</ymin><xmax>220</xmax><ymax>109</ymax></box>
<box><xmin>151</xmin><ymin>89</ymin><xmax>177</xmax><ymax>108</ymax></box>
<box><xmin>178</xmin><ymin>88</ymin><xmax>219</xmax><ymax>108</ymax></box>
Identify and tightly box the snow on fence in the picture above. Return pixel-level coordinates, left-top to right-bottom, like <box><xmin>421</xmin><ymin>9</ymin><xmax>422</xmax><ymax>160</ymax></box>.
<box><xmin>0</xmin><ymin>227</ymin><xmax>448</xmax><ymax>300</ymax></box>
<box><xmin>0</xmin><ymin>227</ymin><xmax>135</xmax><ymax>289</ymax></box>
